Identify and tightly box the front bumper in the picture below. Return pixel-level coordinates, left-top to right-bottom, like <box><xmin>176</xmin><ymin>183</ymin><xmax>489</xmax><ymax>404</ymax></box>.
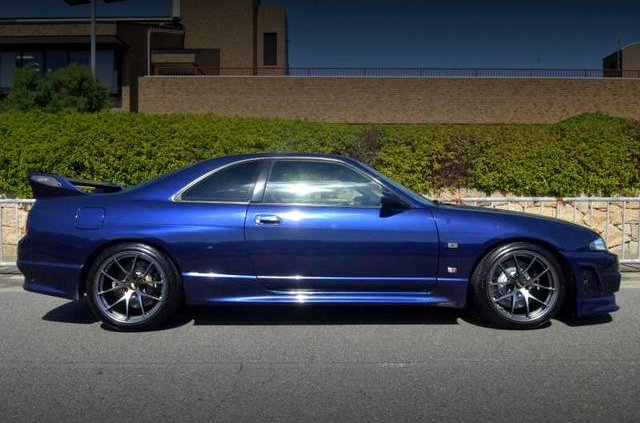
<box><xmin>561</xmin><ymin>250</ymin><xmax>621</xmax><ymax>317</ymax></box>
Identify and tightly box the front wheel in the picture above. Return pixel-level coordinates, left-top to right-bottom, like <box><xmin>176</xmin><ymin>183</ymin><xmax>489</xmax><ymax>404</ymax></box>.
<box><xmin>86</xmin><ymin>243</ymin><xmax>181</xmax><ymax>331</ymax></box>
<box><xmin>471</xmin><ymin>242</ymin><xmax>565</xmax><ymax>329</ymax></box>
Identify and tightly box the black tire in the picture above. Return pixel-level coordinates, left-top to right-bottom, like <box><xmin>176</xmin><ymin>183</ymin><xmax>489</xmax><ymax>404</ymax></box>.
<box><xmin>86</xmin><ymin>242</ymin><xmax>181</xmax><ymax>331</ymax></box>
<box><xmin>471</xmin><ymin>242</ymin><xmax>565</xmax><ymax>329</ymax></box>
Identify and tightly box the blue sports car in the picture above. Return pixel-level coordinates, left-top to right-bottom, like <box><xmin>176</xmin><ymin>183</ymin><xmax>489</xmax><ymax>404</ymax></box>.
<box><xmin>18</xmin><ymin>153</ymin><xmax>620</xmax><ymax>330</ymax></box>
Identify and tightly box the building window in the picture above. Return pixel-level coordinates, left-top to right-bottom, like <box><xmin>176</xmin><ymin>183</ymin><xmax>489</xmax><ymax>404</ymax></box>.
<box><xmin>0</xmin><ymin>51</ymin><xmax>19</xmax><ymax>88</ymax></box>
<box><xmin>45</xmin><ymin>51</ymin><xmax>68</xmax><ymax>73</ymax></box>
<box><xmin>20</xmin><ymin>51</ymin><xmax>45</xmax><ymax>77</ymax></box>
<box><xmin>263</xmin><ymin>33</ymin><xmax>277</xmax><ymax>66</ymax></box>
<box><xmin>69</xmin><ymin>50</ymin><xmax>90</xmax><ymax>66</ymax></box>
<box><xmin>0</xmin><ymin>48</ymin><xmax>119</xmax><ymax>93</ymax></box>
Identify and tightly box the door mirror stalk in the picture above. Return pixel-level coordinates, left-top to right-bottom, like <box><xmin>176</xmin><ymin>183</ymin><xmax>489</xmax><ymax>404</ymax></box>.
<box><xmin>380</xmin><ymin>191</ymin><xmax>407</xmax><ymax>215</ymax></box>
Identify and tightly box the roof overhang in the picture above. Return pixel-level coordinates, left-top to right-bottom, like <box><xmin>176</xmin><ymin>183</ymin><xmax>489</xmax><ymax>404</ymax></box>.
<box><xmin>64</xmin><ymin>0</ymin><xmax>127</xmax><ymax>4</ymax></box>
<box><xmin>0</xmin><ymin>35</ymin><xmax>124</xmax><ymax>45</ymax></box>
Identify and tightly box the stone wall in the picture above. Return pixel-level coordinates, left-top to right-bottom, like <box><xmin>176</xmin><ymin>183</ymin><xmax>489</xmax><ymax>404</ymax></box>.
<box><xmin>0</xmin><ymin>203</ymin><xmax>30</xmax><ymax>263</ymax></box>
<box><xmin>1</xmin><ymin>198</ymin><xmax>638</xmax><ymax>263</ymax></box>
<box><xmin>138</xmin><ymin>76</ymin><xmax>640</xmax><ymax>123</ymax></box>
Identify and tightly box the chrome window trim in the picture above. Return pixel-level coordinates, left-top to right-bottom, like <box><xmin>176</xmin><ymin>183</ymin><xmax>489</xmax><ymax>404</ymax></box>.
<box><xmin>256</xmin><ymin>202</ymin><xmax>382</xmax><ymax>209</ymax></box>
<box><xmin>171</xmin><ymin>158</ymin><xmax>264</xmax><ymax>204</ymax></box>
<box><xmin>171</xmin><ymin>156</ymin><xmax>413</xmax><ymax>209</ymax></box>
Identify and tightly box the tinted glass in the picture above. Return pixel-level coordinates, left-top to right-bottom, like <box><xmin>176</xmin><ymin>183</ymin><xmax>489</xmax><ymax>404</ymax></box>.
<box><xmin>0</xmin><ymin>51</ymin><xmax>19</xmax><ymax>88</ymax></box>
<box><xmin>21</xmin><ymin>51</ymin><xmax>44</xmax><ymax>76</ymax></box>
<box><xmin>264</xmin><ymin>160</ymin><xmax>382</xmax><ymax>206</ymax></box>
<box><xmin>181</xmin><ymin>161</ymin><xmax>260</xmax><ymax>202</ymax></box>
<box><xmin>69</xmin><ymin>51</ymin><xmax>90</xmax><ymax>66</ymax></box>
<box><xmin>45</xmin><ymin>51</ymin><xmax>67</xmax><ymax>73</ymax></box>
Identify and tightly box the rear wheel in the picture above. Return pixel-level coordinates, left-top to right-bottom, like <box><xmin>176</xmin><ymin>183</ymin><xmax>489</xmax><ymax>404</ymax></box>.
<box><xmin>86</xmin><ymin>243</ymin><xmax>181</xmax><ymax>331</ymax></box>
<box><xmin>471</xmin><ymin>242</ymin><xmax>565</xmax><ymax>329</ymax></box>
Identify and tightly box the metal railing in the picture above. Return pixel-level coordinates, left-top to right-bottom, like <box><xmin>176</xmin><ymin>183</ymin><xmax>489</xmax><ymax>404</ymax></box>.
<box><xmin>153</xmin><ymin>67</ymin><xmax>640</xmax><ymax>79</ymax></box>
<box><xmin>0</xmin><ymin>197</ymin><xmax>639</xmax><ymax>265</ymax></box>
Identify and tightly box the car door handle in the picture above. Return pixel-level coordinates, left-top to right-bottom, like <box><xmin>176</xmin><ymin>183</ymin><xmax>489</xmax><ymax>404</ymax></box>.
<box><xmin>255</xmin><ymin>214</ymin><xmax>281</xmax><ymax>225</ymax></box>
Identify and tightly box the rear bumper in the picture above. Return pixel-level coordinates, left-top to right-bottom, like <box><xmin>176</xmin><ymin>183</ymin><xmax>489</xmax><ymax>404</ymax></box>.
<box><xmin>561</xmin><ymin>250</ymin><xmax>621</xmax><ymax>317</ymax></box>
<box><xmin>18</xmin><ymin>259</ymin><xmax>83</xmax><ymax>300</ymax></box>
<box><xmin>17</xmin><ymin>234</ymin><xmax>83</xmax><ymax>300</ymax></box>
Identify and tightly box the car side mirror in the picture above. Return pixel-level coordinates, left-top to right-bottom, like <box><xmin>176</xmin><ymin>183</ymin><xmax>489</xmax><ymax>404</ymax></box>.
<box><xmin>380</xmin><ymin>191</ymin><xmax>407</xmax><ymax>211</ymax></box>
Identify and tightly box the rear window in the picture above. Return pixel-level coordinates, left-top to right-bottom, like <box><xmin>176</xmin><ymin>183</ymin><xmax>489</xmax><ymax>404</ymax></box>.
<box><xmin>180</xmin><ymin>161</ymin><xmax>260</xmax><ymax>202</ymax></box>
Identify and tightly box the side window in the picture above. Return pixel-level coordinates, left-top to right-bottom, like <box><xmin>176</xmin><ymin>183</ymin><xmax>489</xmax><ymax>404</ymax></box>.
<box><xmin>263</xmin><ymin>160</ymin><xmax>382</xmax><ymax>206</ymax></box>
<box><xmin>181</xmin><ymin>161</ymin><xmax>260</xmax><ymax>202</ymax></box>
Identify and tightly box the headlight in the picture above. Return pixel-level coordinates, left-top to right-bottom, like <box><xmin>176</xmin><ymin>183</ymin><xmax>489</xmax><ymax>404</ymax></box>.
<box><xmin>589</xmin><ymin>237</ymin><xmax>607</xmax><ymax>251</ymax></box>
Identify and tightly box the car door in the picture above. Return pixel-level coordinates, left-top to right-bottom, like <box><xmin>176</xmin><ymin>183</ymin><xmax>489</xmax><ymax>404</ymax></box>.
<box><xmin>244</xmin><ymin>158</ymin><xmax>439</xmax><ymax>292</ymax></box>
<box><xmin>168</xmin><ymin>159</ymin><xmax>264</xmax><ymax>278</ymax></box>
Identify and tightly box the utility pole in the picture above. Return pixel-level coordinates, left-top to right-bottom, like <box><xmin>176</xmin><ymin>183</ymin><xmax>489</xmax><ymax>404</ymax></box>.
<box><xmin>64</xmin><ymin>0</ymin><xmax>127</xmax><ymax>77</ymax></box>
<box><xmin>615</xmin><ymin>27</ymin><xmax>625</xmax><ymax>75</ymax></box>
<box><xmin>91</xmin><ymin>0</ymin><xmax>96</xmax><ymax>75</ymax></box>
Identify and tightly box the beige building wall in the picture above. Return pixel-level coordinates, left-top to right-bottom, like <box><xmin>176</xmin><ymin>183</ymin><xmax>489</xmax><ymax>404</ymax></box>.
<box><xmin>257</xmin><ymin>5</ymin><xmax>288</xmax><ymax>71</ymax></box>
<box><xmin>181</xmin><ymin>0</ymin><xmax>256</xmax><ymax>69</ymax></box>
<box><xmin>623</xmin><ymin>43</ymin><xmax>640</xmax><ymax>70</ymax></box>
<box><xmin>138</xmin><ymin>76</ymin><xmax>640</xmax><ymax>123</ymax></box>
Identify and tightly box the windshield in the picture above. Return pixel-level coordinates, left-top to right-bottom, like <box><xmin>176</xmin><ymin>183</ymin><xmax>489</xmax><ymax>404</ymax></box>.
<box><xmin>359</xmin><ymin>163</ymin><xmax>433</xmax><ymax>206</ymax></box>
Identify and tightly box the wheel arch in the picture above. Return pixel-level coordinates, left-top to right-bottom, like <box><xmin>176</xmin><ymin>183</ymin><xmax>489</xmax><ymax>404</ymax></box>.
<box><xmin>79</xmin><ymin>238</ymin><xmax>183</xmax><ymax>298</ymax></box>
<box><xmin>467</xmin><ymin>237</ymin><xmax>576</xmax><ymax>309</ymax></box>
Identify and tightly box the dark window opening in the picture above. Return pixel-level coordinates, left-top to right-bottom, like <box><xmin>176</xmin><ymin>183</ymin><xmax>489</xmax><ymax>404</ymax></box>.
<box><xmin>264</xmin><ymin>33</ymin><xmax>277</xmax><ymax>66</ymax></box>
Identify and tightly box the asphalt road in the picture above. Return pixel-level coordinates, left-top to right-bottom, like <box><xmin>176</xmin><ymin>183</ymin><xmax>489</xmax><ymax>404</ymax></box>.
<box><xmin>1</xmin><ymin>274</ymin><xmax>639</xmax><ymax>423</ymax></box>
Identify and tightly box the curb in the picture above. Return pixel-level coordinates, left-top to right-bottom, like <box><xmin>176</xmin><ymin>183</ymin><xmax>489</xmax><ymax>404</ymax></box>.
<box><xmin>0</xmin><ymin>274</ymin><xmax>23</xmax><ymax>290</ymax></box>
<box><xmin>0</xmin><ymin>265</ymin><xmax>19</xmax><ymax>275</ymax></box>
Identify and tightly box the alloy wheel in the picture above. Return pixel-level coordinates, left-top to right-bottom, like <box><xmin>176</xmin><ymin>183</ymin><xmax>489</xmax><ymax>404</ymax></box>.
<box><xmin>93</xmin><ymin>251</ymin><xmax>168</xmax><ymax>324</ymax></box>
<box><xmin>487</xmin><ymin>250</ymin><xmax>559</xmax><ymax>323</ymax></box>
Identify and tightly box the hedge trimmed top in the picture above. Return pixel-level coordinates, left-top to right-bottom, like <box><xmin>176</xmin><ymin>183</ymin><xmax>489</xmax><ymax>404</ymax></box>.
<box><xmin>0</xmin><ymin>112</ymin><xmax>638</xmax><ymax>198</ymax></box>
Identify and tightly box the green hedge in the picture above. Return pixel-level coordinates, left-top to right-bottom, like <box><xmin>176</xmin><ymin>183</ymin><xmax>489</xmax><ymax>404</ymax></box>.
<box><xmin>0</xmin><ymin>112</ymin><xmax>638</xmax><ymax>198</ymax></box>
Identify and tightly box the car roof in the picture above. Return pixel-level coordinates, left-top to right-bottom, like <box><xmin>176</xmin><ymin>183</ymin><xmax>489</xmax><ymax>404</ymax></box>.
<box><xmin>120</xmin><ymin>153</ymin><xmax>430</xmax><ymax>208</ymax></box>
<box><xmin>200</xmin><ymin>152</ymin><xmax>352</xmax><ymax>162</ymax></box>
<box><xmin>125</xmin><ymin>153</ymin><xmax>362</xmax><ymax>199</ymax></box>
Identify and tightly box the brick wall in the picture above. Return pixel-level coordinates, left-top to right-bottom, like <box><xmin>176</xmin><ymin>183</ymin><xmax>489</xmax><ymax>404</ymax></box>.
<box><xmin>181</xmin><ymin>0</ymin><xmax>256</xmax><ymax>69</ymax></box>
<box><xmin>137</xmin><ymin>76</ymin><xmax>640</xmax><ymax>123</ymax></box>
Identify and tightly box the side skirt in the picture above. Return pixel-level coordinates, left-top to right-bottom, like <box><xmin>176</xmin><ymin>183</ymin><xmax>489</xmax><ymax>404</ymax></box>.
<box><xmin>182</xmin><ymin>273</ymin><xmax>469</xmax><ymax>308</ymax></box>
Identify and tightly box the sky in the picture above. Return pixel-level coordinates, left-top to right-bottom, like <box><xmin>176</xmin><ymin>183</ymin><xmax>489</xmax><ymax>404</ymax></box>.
<box><xmin>2</xmin><ymin>0</ymin><xmax>640</xmax><ymax>69</ymax></box>
<box><xmin>0</xmin><ymin>0</ymin><xmax>170</xmax><ymax>18</ymax></box>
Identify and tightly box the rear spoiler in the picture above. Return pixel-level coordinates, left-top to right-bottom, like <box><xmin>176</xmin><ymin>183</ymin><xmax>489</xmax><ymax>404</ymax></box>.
<box><xmin>28</xmin><ymin>173</ymin><xmax>124</xmax><ymax>198</ymax></box>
